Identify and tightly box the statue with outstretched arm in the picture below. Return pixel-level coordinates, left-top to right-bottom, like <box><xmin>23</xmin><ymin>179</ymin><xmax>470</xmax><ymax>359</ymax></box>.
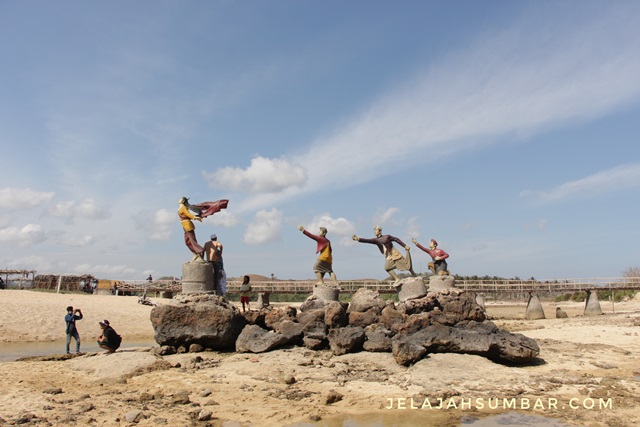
<box><xmin>298</xmin><ymin>225</ymin><xmax>338</xmax><ymax>285</ymax></box>
<box><xmin>412</xmin><ymin>238</ymin><xmax>450</xmax><ymax>275</ymax></box>
<box><xmin>352</xmin><ymin>225</ymin><xmax>416</xmax><ymax>282</ymax></box>
<box><xmin>178</xmin><ymin>197</ymin><xmax>228</xmax><ymax>262</ymax></box>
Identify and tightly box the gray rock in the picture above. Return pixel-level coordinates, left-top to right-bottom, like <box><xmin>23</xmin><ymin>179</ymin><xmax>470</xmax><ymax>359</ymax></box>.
<box><xmin>363</xmin><ymin>324</ymin><xmax>393</xmax><ymax>352</ymax></box>
<box><xmin>348</xmin><ymin>310</ymin><xmax>380</xmax><ymax>328</ymax></box>
<box><xmin>235</xmin><ymin>324</ymin><xmax>293</xmax><ymax>353</ymax></box>
<box><xmin>347</xmin><ymin>288</ymin><xmax>386</xmax><ymax>314</ymax></box>
<box><xmin>265</xmin><ymin>306</ymin><xmax>297</xmax><ymax>328</ymax></box>
<box><xmin>555</xmin><ymin>307</ymin><xmax>569</xmax><ymax>318</ymax></box>
<box><xmin>150</xmin><ymin>295</ymin><xmax>246</xmax><ymax>350</ymax></box>
<box><xmin>328</xmin><ymin>326</ymin><xmax>365</xmax><ymax>355</ymax></box>
<box><xmin>303</xmin><ymin>336</ymin><xmax>327</xmax><ymax>350</ymax></box>
<box><xmin>124</xmin><ymin>410</ymin><xmax>143</xmax><ymax>423</ymax></box>
<box><xmin>189</xmin><ymin>343</ymin><xmax>204</xmax><ymax>353</ymax></box>
<box><xmin>391</xmin><ymin>321</ymin><xmax>540</xmax><ymax>366</ymax></box>
<box><xmin>324</xmin><ymin>301</ymin><xmax>348</xmax><ymax>328</ymax></box>
<box><xmin>297</xmin><ymin>308</ymin><xmax>325</xmax><ymax>325</ymax></box>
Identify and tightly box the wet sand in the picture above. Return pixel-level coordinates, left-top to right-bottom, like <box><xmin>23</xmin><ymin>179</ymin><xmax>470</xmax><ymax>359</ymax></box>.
<box><xmin>0</xmin><ymin>290</ymin><xmax>639</xmax><ymax>426</ymax></box>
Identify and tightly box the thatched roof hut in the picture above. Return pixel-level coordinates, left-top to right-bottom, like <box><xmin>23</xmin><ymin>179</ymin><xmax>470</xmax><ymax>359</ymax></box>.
<box><xmin>33</xmin><ymin>274</ymin><xmax>96</xmax><ymax>292</ymax></box>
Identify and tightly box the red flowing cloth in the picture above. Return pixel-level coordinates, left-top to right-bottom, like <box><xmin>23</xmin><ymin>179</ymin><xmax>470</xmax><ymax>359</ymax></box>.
<box><xmin>192</xmin><ymin>199</ymin><xmax>229</xmax><ymax>218</ymax></box>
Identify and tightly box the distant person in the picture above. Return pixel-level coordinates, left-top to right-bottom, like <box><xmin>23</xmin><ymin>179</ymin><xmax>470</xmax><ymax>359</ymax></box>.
<box><xmin>147</xmin><ymin>274</ymin><xmax>153</xmax><ymax>282</ymax></box>
<box><xmin>204</xmin><ymin>234</ymin><xmax>224</xmax><ymax>295</ymax></box>
<box><xmin>65</xmin><ymin>306</ymin><xmax>83</xmax><ymax>354</ymax></box>
<box><xmin>240</xmin><ymin>275</ymin><xmax>252</xmax><ymax>312</ymax></box>
<box><xmin>412</xmin><ymin>238</ymin><xmax>450</xmax><ymax>275</ymax></box>
<box><xmin>112</xmin><ymin>283</ymin><xmax>118</xmax><ymax>296</ymax></box>
<box><xmin>97</xmin><ymin>320</ymin><xmax>122</xmax><ymax>353</ymax></box>
<box><xmin>298</xmin><ymin>225</ymin><xmax>338</xmax><ymax>285</ymax></box>
<box><xmin>1</xmin><ymin>276</ymin><xmax>6</xmax><ymax>289</ymax></box>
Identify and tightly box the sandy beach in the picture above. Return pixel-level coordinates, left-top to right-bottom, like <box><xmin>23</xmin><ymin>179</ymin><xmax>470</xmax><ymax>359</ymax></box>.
<box><xmin>0</xmin><ymin>289</ymin><xmax>639</xmax><ymax>426</ymax></box>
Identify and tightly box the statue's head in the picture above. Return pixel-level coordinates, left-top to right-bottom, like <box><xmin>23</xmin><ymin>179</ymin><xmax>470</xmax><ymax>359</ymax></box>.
<box><xmin>179</xmin><ymin>196</ymin><xmax>189</xmax><ymax>205</ymax></box>
<box><xmin>210</xmin><ymin>234</ymin><xmax>217</xmax><ymax>241</ymax></box>
<box><xmin>373</xmin><ymin>225</ymin><xmax>382</xmax><ymax>237</ymax></box>
<box><xmin>430</xmin><ymin>239</ymin><xmax>438</xmax><ymax>249</ymax></box>
<box><xmin>319</xmin><ymin>227</ymin><xmax>327</xmax><ymax>236</ymax></box>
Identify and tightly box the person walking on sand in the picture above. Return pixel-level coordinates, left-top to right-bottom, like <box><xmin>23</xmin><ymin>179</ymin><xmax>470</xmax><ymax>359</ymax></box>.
<box><xmin>97</xmin><ymin>320</ymin><xmax>122</xmax><ymax>353</ymax></box>
<box><xmin>65</xmin><ymin>306</ymin><xmax>83</xmax><ymax>354</ymax></box>
<box><xmin>240</xmin><ymin>275</ymin><xmax>252</xmax><ymax>312</ymax></box>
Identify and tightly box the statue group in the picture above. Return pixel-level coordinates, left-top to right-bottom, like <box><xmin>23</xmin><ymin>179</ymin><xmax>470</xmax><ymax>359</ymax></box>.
<box><xmin>178</xmin><ymin>197</ymin><xmax>450</xmax><ymax>285</ymax></box>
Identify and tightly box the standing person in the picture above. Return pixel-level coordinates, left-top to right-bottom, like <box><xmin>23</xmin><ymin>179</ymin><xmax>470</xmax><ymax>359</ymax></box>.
<box><xmin>412</xmin><ymin>238</ymin><xmax>450</xmax><ymax>275</ymax></box>
<box><xmin>65</xmin><ymin>306</ymin><xmax>83</xmax><ymax>354</ymax></box>
<box><xmin>298</xmin><ymin>225</ymin><xmax>338</xmax><ymax>285</ymax></box>
<box><xmin>352</xmin><ymin>225</ymin><xmax>416</xmax><ymax>282</ymax></box>
<box><xmin>240</xmin><ymin>275</ymin><xmax>252</xmax><ymax>312</ymax></box>
<box><xmin>146</xmin><ymin>274</ymin><xmax>153</xmax><ymax>282</ymax></box>
<box><xmin>204</xmin><ymin>234</ymin><xmax>224</xmax><ymax>294</ymax></box>
<box><xmin>97</xmin><ymin>320</ymin><xmax>121</xmax><ymax>353</ymax></box>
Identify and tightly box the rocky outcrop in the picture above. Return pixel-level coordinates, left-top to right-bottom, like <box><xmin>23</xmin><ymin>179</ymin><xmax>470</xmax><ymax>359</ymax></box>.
<box><xmin>151</xmin><ymin>289</ymin><xmax>539</xmax><ymax>366</ymax></box>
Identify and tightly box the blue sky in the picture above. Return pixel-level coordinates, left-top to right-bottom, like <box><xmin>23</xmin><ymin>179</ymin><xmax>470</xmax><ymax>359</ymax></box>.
<box><xmin>1</xmin><ymin>1</ymin><xmax>640</xmax><ymax>281</ymax></box>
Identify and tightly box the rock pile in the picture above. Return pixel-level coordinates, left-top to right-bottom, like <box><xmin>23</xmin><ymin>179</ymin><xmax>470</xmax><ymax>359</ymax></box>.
<box><xmin>150</xmin><ymin>288</ymin><xmax>540</xmax><ymax>366</ymax></box>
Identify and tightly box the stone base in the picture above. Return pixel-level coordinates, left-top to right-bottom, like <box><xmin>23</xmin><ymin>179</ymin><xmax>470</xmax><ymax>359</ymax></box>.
<box><xmin>256</xmin><ymin>292</ymin><xmax>271</xmax><ymax>308</ymax></box>
<box><xmin>475</xmin><ymin>293</ymin><xmax>486</xmax><ymax>311</ymax></box>
<box><xmin>181</xmin><ymin>261</ymin><xmax>214</xmax><ymax>294</ymax></box>
<box><xmin>428</xmin><ymin>275</ymin><xmax>456</xmax><ymax>293</ymax></box>
<box><xmin>396</xmin><ymin>277</ymin><xmax>428</xmax><ymax>302</ymax></box>
<box><xmin>313</xmin><ymin>285</ymin><xmax>340</xmax><ymax>301</ymax></box>
<box><xmin>584</xmin><ymin>290</ymin><xmax>603</xmax><ymax>316</ymax></box>
<box><xmin>525</xmin><ymin>293</ymin><xmax>546</xmax><ymax>319</ymax></box>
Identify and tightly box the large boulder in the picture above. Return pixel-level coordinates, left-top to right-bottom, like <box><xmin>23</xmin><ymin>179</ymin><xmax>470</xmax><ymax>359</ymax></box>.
<box><xmin>363</xmin><ymin>324</ymin><xmax>393</xmax><ymax>352</ymax></box>
<box><xmin>328</xmin><ymin>326</ymin><xmax>366</xmax><ymax>356</ymax></box>
<box><xmin>235</xmin><ymin>324</ymin><xmax>293</xmax><ymax>353</ymax></box>
<box><xmin>150</xmin><ymin>294</ymin><xmax>246</xmax><ymax>350</ymax></box>
<box><xmin>391</xmin><ymin>320</ymin><xmax>540</xmax><ymax>366</ymax></box>
<box><xmin>347</xmin><ymin>288</ymin><xmax>386</xmax><ymax>315</ymax></box>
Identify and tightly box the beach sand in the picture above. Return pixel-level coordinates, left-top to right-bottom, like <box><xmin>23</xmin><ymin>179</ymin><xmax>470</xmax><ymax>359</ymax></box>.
<box><xmin>0</xmin><ymin>289</ymin><xmax>639</xmax><ymax>426</ymax></box>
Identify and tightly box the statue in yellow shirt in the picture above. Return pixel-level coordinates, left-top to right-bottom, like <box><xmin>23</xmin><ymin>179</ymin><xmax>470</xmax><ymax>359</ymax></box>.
<box><xmin>177</xmin><ymin>197</ymin><xmax>229</xmax><ymax>262</ymax></box>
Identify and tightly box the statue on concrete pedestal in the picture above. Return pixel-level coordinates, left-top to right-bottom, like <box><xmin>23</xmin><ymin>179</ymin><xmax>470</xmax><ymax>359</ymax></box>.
<box><xmin>178</xmin><ymin>197</ymin><xmax>228</xmax><ymax>263</ymax></box>
<box><xmin>352</xmin><ymin>225</ymin><xmax>416</xmax><ymax>283</ymax></box>
<box><xmin>298</xmin><ymin>225</ymin><xmax>338</xmax><ymax>286</ymax></box>
<box><xmin>412</xmin><ymin>238</ymin><xmax>450</xmax><ymax>276</ymax></box>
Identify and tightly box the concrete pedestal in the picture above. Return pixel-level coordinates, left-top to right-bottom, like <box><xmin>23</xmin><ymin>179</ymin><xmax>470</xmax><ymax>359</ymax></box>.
<box><xmin>584</xmin><ymin>290</ymin><xmax>603</xmax><ymax>316</ymax></box>
<box><xmin>396</xmin><ymin>277</ymin><xmax>428</xmax><ymax>302</ymax></box>
<box><xmin>525</xmin><ymin>293</ymin><xmax>546</xmax><ymax>319</ymax></box>
<box><xmin>475</xmin><ymin>293</ymin><xmax>486</xmax><ymax>311</ymax></box>
<box><xmin>256</xmin><ymin>292</ymin><xmax>271</xmax><ymax>308</ymax></box>
<box><xmin>313</xmin><ymin>285</ymin><xmax>340</xmax><ymax>301</ymax></box>
<box><xmin>181</xmin><ymin>261</ymin><xmax>214</xmax><ymax>294</ymax></box>
<box><xmin>428</xmin><ymin>275</ymin><xmax>456</xmax><ymax>293</ymax></box>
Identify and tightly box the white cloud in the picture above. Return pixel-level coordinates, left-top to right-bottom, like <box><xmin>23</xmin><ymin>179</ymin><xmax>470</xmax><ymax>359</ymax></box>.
<box><xmin>405</xmin><ymin>217</ymin><xmax>421</xmax><ymax>239</ymax></box>
<box><xmin>134</xmin><ymin>208</ymin><xmax>175</xmax><ymax>241</ymax></box>
<box><xmin>243</xmin><ymin>208</ymin><xmax>283</xmax><ymax>245</ymax></box>
<box><xmin>204</xmin><ymin>156</ymin><xmax>307</xmax><ymax>193</ymax></box>
<box><xmin>2</xmin><ymin>255</ymin><xmax>52</xmax><ymax>271</ymax></box>
<box><xmin>72</xmin><ymin>264</ymin><xmax>137</xmax><ymax>276</ymax></box>
<box><xmin>206</xmin><ymin>210</ymin><xmax>241</xmax><ymax>228</ymax></box>
<box><xmin>520</xmin><ymin>163</ymin><xmax>640</xmax><ymax>204</ymax></box>
<box><xmin>0</xmin><ymin>216</ymin><xmax>10</xmax><ymax>228</ymax></box>
<box><xmin>0</xmin><ymin>224</ymin><xmax>47</xmax><ymax>247</ymax></box>
<box><xmin>46</xmin><ymin>198</ymin><xmax>111</xmax><ymax>221</ymax></box>
<box><xmin>0</xmin><ymin>188</ymin><xmax>54</xmax><ymax>209</ymax></box>
<box><xmin>61</xmin><ymin>235</ymin><xmax>96</xmax><ymax>247</ymax></box>
<box><xmin>373</xmin><ymin>207</ymin><xmax>400</xmax><ymax>227</ymax></box>
<box><xmin>303</xmin><ymin>214</ymin><xmax>356</xmax><ymax>247</ymax></box>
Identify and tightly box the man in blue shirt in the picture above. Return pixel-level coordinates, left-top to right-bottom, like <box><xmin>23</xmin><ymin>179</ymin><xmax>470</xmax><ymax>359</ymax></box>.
<box><xmin>65</xmin><ymin>306</ymin><xmax>83</xmax><ymax>354</ymax></box>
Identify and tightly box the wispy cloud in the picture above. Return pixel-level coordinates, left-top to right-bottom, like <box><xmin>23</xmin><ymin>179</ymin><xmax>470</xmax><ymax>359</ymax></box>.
<box><xmin>133</xmin><ymin>208</ymin><xmax>175</xmax><ymax>241</ymax></box>
<box><xmin>520</xmin><ymin>163</ymin><xmax>640</xmax><ymax>204</ymax></box>
<box><xmin>46</xmin><ymin>199</ymin><xmax>111</xmax><ymax>221</ymax></box>
<box><xmin>234</xmin><ymin>3</ymin><xmax>640</xmax><ymax>212</ymax></box>
<box><xmin>204</xmin><ymin>156</ymin><xmax>307</xmax><ymax>193</ymax></box>
<box><xmin>0</xmin><ymin>224</ymin><xmax>47</xmax><ymax>247</ymax></box>
<box><xmin>0</xmin><ymin>188</ymin><xmax>54</xmax><ymax>209</ymax></box>
<box><xmin>243</xmin><ymin>208</ymin><xmax>283</xmax><ymax>245</ymax></box>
